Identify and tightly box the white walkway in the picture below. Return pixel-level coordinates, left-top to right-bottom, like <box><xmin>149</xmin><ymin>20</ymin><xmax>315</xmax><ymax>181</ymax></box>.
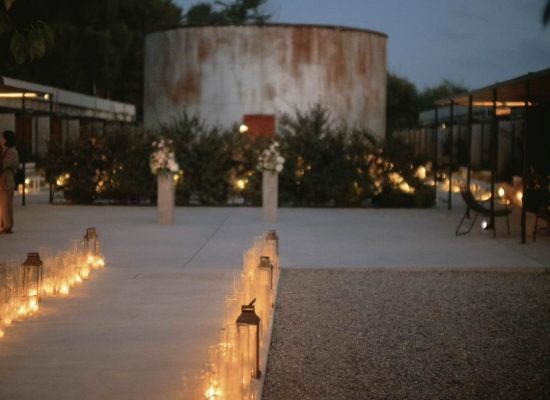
<box><xmin>0</xmin><ymin>195</ymin><xmax>548</xmax><ymax>399</ymax></box>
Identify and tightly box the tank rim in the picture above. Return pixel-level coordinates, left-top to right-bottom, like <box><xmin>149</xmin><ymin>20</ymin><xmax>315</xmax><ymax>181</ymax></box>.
<box><xmin>147</xmin><ymin>22</ymin><xmax>388</xmax><ymax>39</ymax></box>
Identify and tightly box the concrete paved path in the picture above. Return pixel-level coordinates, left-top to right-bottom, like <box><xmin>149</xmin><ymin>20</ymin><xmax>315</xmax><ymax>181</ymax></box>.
<box><xmin>0</xmin><ymin>195</ymin><xmax>548</xmax><ymax>399</ymax></box>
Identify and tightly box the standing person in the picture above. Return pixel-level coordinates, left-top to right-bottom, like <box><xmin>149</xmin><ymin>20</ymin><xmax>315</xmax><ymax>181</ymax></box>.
<box><xmin>0</xmin><ymin>130</ymin><xmax>19</xmax><ymax>234</ymax></box>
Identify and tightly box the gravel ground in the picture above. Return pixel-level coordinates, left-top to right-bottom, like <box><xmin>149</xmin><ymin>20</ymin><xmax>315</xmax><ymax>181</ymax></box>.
<box><xmin>263</xmin><ymin>269</ymin><xmax>550</xmax><ymax>400</ymax></box>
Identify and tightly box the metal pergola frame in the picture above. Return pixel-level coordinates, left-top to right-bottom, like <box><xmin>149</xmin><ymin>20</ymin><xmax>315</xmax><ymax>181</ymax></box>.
<box><xmin>431</xmin><ymin>68</ymin><xmax>550</xmax><ymax>244</ymax></box>
<box><xmin>0</xmin><ymin>76</ymin><xmax>136</xmax><ymax>206</ymax></box>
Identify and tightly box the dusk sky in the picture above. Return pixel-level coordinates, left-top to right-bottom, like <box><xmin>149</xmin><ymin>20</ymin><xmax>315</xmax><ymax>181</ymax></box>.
<box><xmin>173</xmin><ymin>0</ymin><xmax>550</xmax><ymax>90</ymax></box>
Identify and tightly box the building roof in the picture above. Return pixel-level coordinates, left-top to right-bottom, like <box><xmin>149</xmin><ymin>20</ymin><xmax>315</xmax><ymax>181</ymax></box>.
<box><xmin>0</xmin><ymin>76</ymin><xmax>136</xmax><ymax>122</ymax></box>
<box><xmin>435</xmin><ymin>68</ymin><xmax>550</xmax><ymax>107</ymax></box>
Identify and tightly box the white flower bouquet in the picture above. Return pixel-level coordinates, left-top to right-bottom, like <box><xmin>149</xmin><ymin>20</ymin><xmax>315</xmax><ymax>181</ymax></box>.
<box><xmin>150</xmin><ymin>138</ymin><xmax>180</xmax><ymax>175</ymax></box>
<box><xmin>258</xmin><ymin>141</ymin><xmax>285</xmax><ymax>173</ymax></box>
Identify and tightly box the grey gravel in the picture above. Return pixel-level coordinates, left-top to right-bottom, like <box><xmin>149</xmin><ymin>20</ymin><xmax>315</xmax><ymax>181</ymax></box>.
<box><xmin>263</xmin><ymin>269</ymin><xmax>550</xmax><ymax>400</ymax></box>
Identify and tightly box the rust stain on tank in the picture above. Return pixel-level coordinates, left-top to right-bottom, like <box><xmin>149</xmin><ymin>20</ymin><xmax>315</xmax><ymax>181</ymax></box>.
<box><xmin>326</xmin><ymin>33</ymin><xmax>348</xmax><ymax>91</ymax></box>
<box><xmin>198</xmin><ymin>35</ymin><xmax>212</xmax><ymax>62</ymax></box>
<box><xmin>263</xmin><ymin>84</ymin><xmax>276</xmax><ymax>101</ymax></box>
<box><xmin>356</xmin><ymin>39</ymin><xmax>368</xmax><ymax>75</ymax></box>
<box><xmin>291</xmin><ymin>27</ymin><xmax>315</xmax><ymax>78</ymax></box>
<box><xmin>170</xmin><ymin>70</ymin><xmax>202</xmax><ymax>104</ymax></box>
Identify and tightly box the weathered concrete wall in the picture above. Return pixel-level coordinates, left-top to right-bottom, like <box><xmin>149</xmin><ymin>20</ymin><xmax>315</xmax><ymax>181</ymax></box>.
<box><xmin>144</xmin><ymin>24</ymin><xmax>387</xmax><ymax>138</ymax></box>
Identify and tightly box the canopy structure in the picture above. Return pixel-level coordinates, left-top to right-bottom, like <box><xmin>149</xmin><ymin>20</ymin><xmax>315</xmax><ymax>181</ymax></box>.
<box><xmin>0</xmin><ymin>76</ymin><xmax>135</xmax><ymax>122</ymax></box>
<box><xmin>0</xmin><ymin>76</ymin><xmax>136</xmax><ymax>205</ymax></box>
<box><xmin>414</xmin><ymin>68</ymin><xmax>550</xmax><ymax>244</ymax></box>
<box><xmin>435</xmin><ymin>68</ymin><xmax>550</xmax><ymax>108</ymax></box>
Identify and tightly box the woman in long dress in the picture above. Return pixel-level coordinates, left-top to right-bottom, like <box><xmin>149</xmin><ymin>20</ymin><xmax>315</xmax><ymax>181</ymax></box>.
<box><xmin>0</xmin><ymin>130</ymin><xmax>19</xmax><ymax>234</ymax></box>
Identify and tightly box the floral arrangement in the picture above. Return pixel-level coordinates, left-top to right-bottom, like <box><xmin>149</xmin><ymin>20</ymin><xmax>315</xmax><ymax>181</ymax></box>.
<box><xmin>150</xmin><ymin>137</ymin><xmax>179</xmax><ymax>175</ymax></box>
<box><xmin>258</xmin><ymin>141</ymin><xmax>285</xmax><ymax>173</ymax></box>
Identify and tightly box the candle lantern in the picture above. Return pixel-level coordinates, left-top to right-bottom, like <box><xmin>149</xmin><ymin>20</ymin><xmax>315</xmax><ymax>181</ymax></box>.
<box><xmin>236</xmin><ymin>299</ymin><xmax>261</xmax><ymax>380</ymax></box>
<box><xmin>265</xmin><ymin>230</ymin><xmax>278</xmax><ymax>257</ymax></box>
<box><xmin>83</xmin><ymin>228</ymin><xmax>99</xmax><ymax>258</ymax></box>
<box><xmin>257</xmin><ymin>256</ymin><xmax>274</xmax><ymax>290</ymax></box>
<box><xmin>22</xmin><ymin>253</ymin><xmax>43</xmax><ymax>299</ymax></box>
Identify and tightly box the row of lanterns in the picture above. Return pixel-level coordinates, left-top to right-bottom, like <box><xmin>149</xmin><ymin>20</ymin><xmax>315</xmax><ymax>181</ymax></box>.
<box><xmin>199</xmin><ymin>230</ymin><xmax>279</xmax><ymax>400</ymax></box>
<box><xmin>0</xmin><ymin>228</ymin><xmax>105</xmax><ymax>340</ymax></box>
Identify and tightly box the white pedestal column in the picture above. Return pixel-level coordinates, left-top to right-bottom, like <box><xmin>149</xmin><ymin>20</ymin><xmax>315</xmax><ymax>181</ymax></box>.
<box><xmin>157</xmin><ymin>174</ymin><xmax>175</xmax><ymax>225</ymax></box>
<box><xmin>262</xmin><ymin>171</ymin><xmax>278</xmax><ymax>222</ymax></box>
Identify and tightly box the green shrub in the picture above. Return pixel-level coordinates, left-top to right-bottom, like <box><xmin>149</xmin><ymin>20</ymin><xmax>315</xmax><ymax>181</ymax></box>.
<box><xmin>44</xmin><ymin>108</ymin><xmax>435</xmax><ymax>208</ymax></box>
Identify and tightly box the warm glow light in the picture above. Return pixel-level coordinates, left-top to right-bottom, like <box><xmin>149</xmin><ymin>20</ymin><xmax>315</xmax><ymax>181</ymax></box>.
<box><xmin>481</xmin><ymin>220</ymin><xmax>488</xmax><ymax>230</ymax></box>
<box><xmin>495</xmin><ymin>107</ymin><xmax>512</xmax><ymax>116</ymax></box>
<box><xmin>29</xmin><ymin>298</ymin><xmax>39</xmax><ymax>313</ymax></box>
<box><xmin>516</xmin><ymin>191</ymin><xmax>523</xmax><ymax>204</ymax></box>
<box><xmin>59</xmin><ymin>284</ymin><xmax>70</xmax><ymax>295</ymax></box>
<box><xmin>415</xmin><ymin>165</ymin><xmax>427</xmax><ymax>180</ymax></box>
<box><xmin>399</xmin><ymin>182</ymin><xmax>415</xmax><ymax>194</ymax></box>
<box><xmin>205</xmin><ymin>385</ymin><xmax>221</xmax><ymax>399</ymax></box>
<box><xmin>473</xmin><ymin>101</ymin><xmax>533</xmax><ymax>107</ymax></box>
<box><xmin>235</xmin><ymin>179</ymin><xmax>246</xmax><ymax>190</ymax></box>
<box><xmin>0</xmin><ymin>329</ymin><xmax>4</xmax><ymax>339</ymax></box>
<box><xmin>0</xmin><ymin>92</ymin><xmax>39</xmax><ymax>98</ymax></box>
<box><xmin>497</xmin><ymin>187</ymin><xmax>505</xmax><ymax>198</ymax></box>
<box><xmin>56</xmin><ymin>173</ymin><xmax>70</xmax><ymax>186</ymax></box>
<box><xmin>239</xmin><ymin>124</ymin><xmax>249</xmax><ymax>134</ymax></box>
<box><xmin>479</xmin><ymin>192</ymin><xmax>491</xmax><ymax>202</ymax></box>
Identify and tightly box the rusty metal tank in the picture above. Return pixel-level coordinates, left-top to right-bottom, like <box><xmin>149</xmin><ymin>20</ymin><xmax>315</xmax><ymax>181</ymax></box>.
<box><xmin>144</xmin><ymin>24</ymin><xmax>387</xmax><ymax>138</ymax></box>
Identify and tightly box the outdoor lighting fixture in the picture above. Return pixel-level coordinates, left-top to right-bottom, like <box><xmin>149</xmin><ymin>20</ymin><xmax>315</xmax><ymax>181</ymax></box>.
<box><xmin>440</xmin><ymin>123</ymin><xmax>446</xmax><ymax>129</ymax></box>
<box><xmin>0</xmin><ymin>92</ymin><xmax>39</xmax><ymax>98</ymax></box>
<box><xmin>236</xmin><ymin>179</ymin><xmax>247</xmax><ymax>190</ymax></box>
<box><xmin>481</xmin><ymin>220</ymin><xmax>488</xmax><ymax>230</ymax></box>
<box><xmin>495</xmin><ymin>107</ymin><xmax>512</xmax><ymax>116</ymax></box>
<box><xmin>22</xmin><ymin>252</ymin><xmax>43</xmax><ymax>301</ymax></box>
<box><xmin>56</xmin><ymin>173</ymin><xmax>70</xmax><ymax>186</ymax></box>
<box><xmin>265</xmin><ymin>229</ymin><xmax>279</xmax><ymax>257</ymax></box>
<box><xmin>84</xmin><ymin>228</ymin><xmax>100</xmax><ymax>258</ymax></box>
<box><xmin>472</xmin><ymin>101</ymin><xmax>533</xmax><ymax>108</ymax></box>
<box><xmin>239</xmin><ymin>124</ymin><xmax>249</xmax><ymax>134</ymax></box>
<box><xmin>236</xmin><ymin>299</ymin><xmax>261</xmax><ymax>379</ymax></box>
<box><xmin>497</xmin><ymin>187</ymin><xmax>505</xmax><ymax>198</ymax></box>
<box><xmin>257</xmin><ymin>256</ymin><xmax>274</xmax><ymax>290</ymax></box>
<box><xmin>415</xmin><ymin>165</ymin><xmax>427</xmax><ymax>180</ymax></box>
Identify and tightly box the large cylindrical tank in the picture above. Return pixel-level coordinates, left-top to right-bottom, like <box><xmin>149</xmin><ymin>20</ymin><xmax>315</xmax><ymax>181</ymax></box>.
<box><xmin>144</xmin><ymin>24</ymin><xmax>387</xmax><ymax>138</ymax></box>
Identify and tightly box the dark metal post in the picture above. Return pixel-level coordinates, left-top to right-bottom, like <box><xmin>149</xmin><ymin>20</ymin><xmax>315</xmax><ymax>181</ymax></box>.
<box><xmin>511</xmin><ymin>124</ymin><xmax>516</xmax><ymax>176</ymax></box>
<box><xmin>521</xmin><ymin>81</ymin><xmax>530</xmax><ymax>244</ymax></box>
<box><xmin>21</xmin><ymin>93</ymin><xmax>26</xmax><ymax>206</ymax></box>
<box><xmin>490</xmin><ymin>88</ymin><xmax>498</xmax><ymax>236</ymax></box>
<box><xmin>48</xmin><ymin>93</ymin><xmax>54</xmax><ymax>204</ymax></box>
<box><xmin>448</xmin><ymin>101</ymin><xmax>454</xmax><ymax>210</ymax></box>
<box><xmin>467</xmin><ymin>96</ymin><xmax>473</xmax><ymax>189</ymax></box>
<box><xmin>480</xmin><ymin>122</ymin><xmax>485</xmax><ymax>168</ymax></box>
<box><xmin>433</xmin><ymin>106</ymin><xmax>439</xmax><ymax>189</ymax></box>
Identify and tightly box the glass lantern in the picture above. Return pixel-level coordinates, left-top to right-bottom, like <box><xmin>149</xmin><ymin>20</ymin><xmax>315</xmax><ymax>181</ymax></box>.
<box><xmin>22</xmin><ymin>252</ymin><xmax>43</xmax><ymax>300</ymax></box>
<box><xmin>257</xmin><ymin>256</ymin><xmax>274</xmax><ymax>290</ymax></box>
<box><xmin>236</xmin><ymin>299</ymin><xmax>261</xmax><ymax>383</ymax></box>
<box><xmin>83</xmin><ymin>227</ymin><xmax>99</xmax><ymax>259</ymax></box>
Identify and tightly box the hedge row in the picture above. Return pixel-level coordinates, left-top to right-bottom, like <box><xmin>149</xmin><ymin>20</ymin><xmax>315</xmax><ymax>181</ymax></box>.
<box><xmin>43</xmin><ymin>105</ymin><xmax>435</xmax><ymax>207</ymax></box>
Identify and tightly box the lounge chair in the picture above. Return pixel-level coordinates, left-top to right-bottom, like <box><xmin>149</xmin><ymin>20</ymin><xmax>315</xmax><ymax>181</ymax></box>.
<box><xmin>456</xmin><ymin>186</ymin><xmax>511</xmax><ymax>238</ymax></box>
